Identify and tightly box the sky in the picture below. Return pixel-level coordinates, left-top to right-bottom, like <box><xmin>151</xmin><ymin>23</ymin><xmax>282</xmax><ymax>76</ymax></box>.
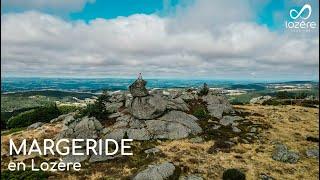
<box><xmin>1</xmin><ymin>0</ymin><xmax>319</xmax><ymax>80</ymax></box>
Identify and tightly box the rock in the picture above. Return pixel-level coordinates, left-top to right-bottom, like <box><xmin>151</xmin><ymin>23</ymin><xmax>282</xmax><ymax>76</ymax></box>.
<box><xmin>105</xmin><ymin>111</ymin><xmax>202</xmax><ymax>140</ymax></box>
<box><xmin>104</xmin><ymin>102</ymin><xmax>123</xmax><ymax>113</ymax></box>
<box><xmin>129</xmin><ymin>78</ymin><xmax>149</xmax><ymax>97</ymax></box>
<box><xmin>219</xmin><ymin>116</ymin><xmax>243</xmax><ymax>126</ymax></box>
<box><xmin>189</xmin><ymin>137</ymin><xmax>203</xmax><ymax>143</ymax></box>
<box><xmin>250</xmin><ymin>96</ymin><xmax>272</xmax><ymax>105</ymax></box>
<box><xmin>158</xmin><ymin>111</ymin><xmax>202</xmax><ymax>135</ymax></box>
<box><xmin>130</xmin><ymin>95</ymin><xmax>167</xmax><ymax>120</ymax></box>
<box><xmin>50</xmin><ymin>113</ymin><xmax>75</xmax><ymax>123</ymax></box>
<box><xmin>27</xmin><ymin>122</ymin><xmax>44</xmax><ymax>130</ymax></box>
<box><xmin>127</xmin><ymin>128</ymin><xmax>151</xmax><ymax>140</ymax></box>
<box><xmin>202</xmin><ymin>95</ymin><xmax>234</xmax><ymax>119</ymax></box>
<box><xmin>250</xmin><ymin>127</ymin><xmax>257</xmax><ymax>133</ymax></box>
<box><xmin>232</xmin><ymin>126</ymin><xmax>241</xmax><ymax>133</ymax></box>
<box><xmin>89</xmin><ymin>154</ymin><xmax>120</xmax><ymax>163</ymax></box>
<box><xmin>180</xmin><ymin>91</ymin><xmax>198</xmax><ymax>101</ymax></box>
<box><xmin>146</xmin><ymin>120</ymin><xmax>190</xmax><ymax>139</ymax></box>
<box><xmin>62</xmin><ymin>149</ymin><xmax>88</xmax><ymax>163</ymax></box>
<box><xmin>222</xmin><ymin>169</ymin><xmax>246</xmax><ymax>180</ymax></box>
<box><xmin>306</xmin><ymin>148</ymin><xmax>319</xmax><ymax>159</ymax></box>
<box><xmin>259</xmin><ymin>173</ymin><xmax>275</xmax><ymax>180</ymax></box>
<box><xmin>109</xmin><ymin>92</ymin><xmax>125</xmax><ymax>102</ymax></box>
<box><xmin>133</xmin><ymin>162</ymin><xmax>175</xmax><ymax>180</ymax></box>
<box><xmin>108</xmin><ymin>112</ymin><xmax>123</xmax><ymax>119</ymax></box>
<box><xmin>56</xmin><ymin>116</ymin><xmax>103</xmax><ymax>141</ymax></box>
<box><xmin>272</xmin><ymin>144</ymin><xmax>299</xmax><ymax>163</ymax></box>
<box><xmin>144</xmin><ymin>148</ymin><xmax>161</xmax><ymax>155</ymax></box>
<box><xmin>167</xmin><ymin>97</ymin><xmax>189</xmax><ymax>112</ymax></box>
<box><xmin>179</xmin><ymin>175</ymin><xmax>203</xmax><ymax>180</ymax></box>
<box><xmin>104</xmin><ymin>128</ymin><xmax>127</xmax><ymax>142</ymax></box>
<box><xmin>169</xmin><ymin>90</ymin><xmax>182</xmax><ymax>99</ymax></box>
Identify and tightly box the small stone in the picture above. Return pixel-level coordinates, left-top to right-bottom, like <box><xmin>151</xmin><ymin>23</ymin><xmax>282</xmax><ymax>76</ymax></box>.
<box><xmin>144</xmin><ymin>148</ymin><xmax>161</xmax><ymax>155</ymax></box>
<box><xmin>189</xmin><ymin>137</ymin><xmax>203</xmax><ymax>143</ymax></box>
<box><xmin>232</xmin><ymin>126</ymin><xmax>241</xmax><ymax>133</ymax></box>
<box><xmin>272</xmin><ymin>144</ymin><xmax>299</xmax><ymax>163</ymax></box>
<box><xmin>259</xmin><ymin>173</ymin><xmax>275</xmax><ymax>180</ymax></box>
<box><xmin>133</xmin><ymin>162</ymin><xmax>175</xmax><ymax>180</ymax></box>
<box><xmin>250</xmin><ymin>127</ymin><xmax>257</xmax><ymax>133</ymax></box>
<box><xmin>306</xmin><ymin>148</ymin><xmax>319</xmax><ymax>159</ymax></box>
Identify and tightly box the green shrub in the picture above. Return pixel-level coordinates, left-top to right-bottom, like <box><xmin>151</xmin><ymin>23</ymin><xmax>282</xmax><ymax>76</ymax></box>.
<box><xmin>7</xmin><ymin>104</ymin><xmax>61</xmax><ymax>129</ymax></box>
<box><xmin>192</xmin><ymin>106</ymin><xmax>208</xmax><ymax>119</ymax></box>
<box><xmin>58</xmin><ymin>105</ymin><xmax>82</xmax><ymax>114</ymax></box>
<box><xmin>1</xmin><ymin>168</ymin><xmax>50</xmax><ymax>180</ymax></box>
<box><xmin>198</xmin><ymin>83</ymin><xmax>209</xmax><ymax>96</ymax></box>
<box><xmin>77</xmin><ymin>92</ymin><xmax>111</xmax><ymax>121</ymax></box>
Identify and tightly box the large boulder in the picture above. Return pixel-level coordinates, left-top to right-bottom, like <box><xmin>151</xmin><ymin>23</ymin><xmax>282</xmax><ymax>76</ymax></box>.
<box><xmin>103</xmin><ymin>111</ymin><xmax>202</xmax><ymax>140</ymax></box>
<box><xmin>56</xmin><ymin>116</ymin><xmax>103</xmax><ymax>140</ymax></box>
<box><xmin>202</xmin><ymin>94</ymin><xmax>234</xmax><ymax>119</ymax></box>
<box><xmin>129</xmin><ymin>78</ymin><xmax>149</xmax><ymax>97</ymax></box>
<box><xmin>129</xmin><ymin>95</ymin><xmax>167</xmax><ymax>120</ymax></box>
<box><xmin>133</xmin><ymin>162</ymin><xmax>175</xmax><ymax>180</ymax></box>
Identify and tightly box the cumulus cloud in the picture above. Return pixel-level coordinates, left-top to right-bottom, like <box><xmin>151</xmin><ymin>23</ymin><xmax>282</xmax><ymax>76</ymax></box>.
<box><xmin>1</xmin><ymin>0</ymin><xmax>319</xmax><ymax>80</ymax></box>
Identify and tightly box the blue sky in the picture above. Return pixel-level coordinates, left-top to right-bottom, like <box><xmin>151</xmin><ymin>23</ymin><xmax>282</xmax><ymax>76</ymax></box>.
<box><xmin>1</xmin><ymin>0</ymin><xmax>319</xmax><ymax>80</ymax></box>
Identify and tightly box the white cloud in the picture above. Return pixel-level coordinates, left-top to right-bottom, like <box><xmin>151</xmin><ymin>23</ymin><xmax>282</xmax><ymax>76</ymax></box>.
<box><xmin>1</xmin><ymin>0</ymin><xmax>319</xmax><ymax>80</ymax></box>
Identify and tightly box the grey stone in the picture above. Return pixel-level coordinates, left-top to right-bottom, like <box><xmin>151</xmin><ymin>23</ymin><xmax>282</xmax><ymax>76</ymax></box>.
<box><xmin>104</xmin><ymin>128</ymin><xmax>126</xmax><ymax>142</ymax></box>
<box><xmin>56</xmin><ymin>116</ymin><xmax>103</xmax><ymax>141</ymax></box>
<box><xmin>219</xmin><ymin>116</ymin><xmax>243</xmax><ymax>126</ymax></box>
<box><xmin>105</xmin><ymin>102</ymin><xmax>123</xmax><ymax>113</ymax></box>
<box><xmin>62</xmin><ymin>149</ymin><xmax>88</xmax><ymax>163</ymax></box>
<box><xmin>109</xmin><ymin>92</ymin><xmax>125</xmax><ymax>103</ymax></box>
<box><xmin>130</xmin><ymin>95</ymin><xmax>167</xmax><ymax>120</ymax></box>
<box><xmin>129</xmin><ymin>78</ymin><xmax>149</xmax><ymax>97</ymax></box>
<box><xmin>50</xmin><ymin>113</ymin><xmax>75</xmax><ymax>123</ymax></box>
<box><xmin>167</xmin><ymin>97</ymin><xmax>189</xmax><ymax>112</ymax></box>
<box><xmin>133</xmin><ymin>162</ymin><xmax>175</xmax><ymax>180</ymax></box>
<box><xmin>232</xmin><ymin>126</ymin><xmax>241</xmax><ymax>133</ymax></box>
<box><xmin>159</xmin><ymin>111</ymin><xmax>202</xmax><ymax>134</ymax></box>
<box><xmin>108</xmin><ymin>112</ymin><xmax>123</xmax><ymax>119</ymax></box>
<box><xmin>127</xmin><ymin>128</ymin><xmax>151</xmax><ymax>140</ymax></box>
<box><xmin>250</xmin><ymin>127</ymin><xmax>257</xmax><ymax>133</ymax></box>
<box><xmin>144</xmin><ymin>148</ymin><xmax>161</xmax><ymax>155</ymax></box>
<box><xmin>259</xmin><ymin>173</ymin><xmax>275</xmax><ymax>180</ymax></box>
<box><xmin>202</xmin><ymin>95</ymin><xmax>234</xmax><ymax>119</ymax></box>
<box><xmin>272</xmin><ymin>144</ymin><xmax>299</xmax><ymax>163</ymax></box>
<box><xmin>306</xmin><ymin>148</ymin><xmax>319</xmax><ymax>159</ymax></box>
<box><xmin>189</xmin><ymin>137</ymin><xmax>203</xmax><ymax>143</ymax></box>
<box><xmin>27</xmin><ymin>122</ymin><xmax>44</xmax><ymax>130</ymax></box>
<box><xmin>146</xmin><ymin>120</ymin><xmax>190</xmax><ymax>139</ymax></box>
<box><xmin>180</xmin><ymin>92</ymin><xmax>198</xmax><ymax>101</ymax></box>
<box><xmin>89</xmin><ymin>154</ymin><xmax>121</xmax><ymax>163</ymax></box>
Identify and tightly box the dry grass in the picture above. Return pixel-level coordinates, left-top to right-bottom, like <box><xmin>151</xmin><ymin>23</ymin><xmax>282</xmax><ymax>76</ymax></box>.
<box><xmin>156</xmin><ymin>105</ymin><xmax>319</xmax><ymax>179</ymax></box>
<box><xmin>1</xmin><ymin>105</ymin><xmax>319</xmax><ymax>180</ymax></box>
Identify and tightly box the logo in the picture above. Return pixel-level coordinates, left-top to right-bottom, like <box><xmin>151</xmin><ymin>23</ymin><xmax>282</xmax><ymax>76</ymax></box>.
<box><xmin>285</xmin><ymin>3</ymin><xmax>317</xmax><ymax>32</ymax></box>
<box><xmin>289</xmin><ymin>4</ymin><xmax>312</xmax><ymax>20</ymax></box>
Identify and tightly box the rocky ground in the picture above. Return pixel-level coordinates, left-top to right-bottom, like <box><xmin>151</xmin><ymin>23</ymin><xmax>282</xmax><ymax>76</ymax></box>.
<box><xmin>1</xmin><ymin>80</ymin><xmax>319</xmax><ymax>179</ymax></box>
<box><xmin>1</xmin><ymin>104</ymin><xmax>318</xmax><ymax>180</ymax></box>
